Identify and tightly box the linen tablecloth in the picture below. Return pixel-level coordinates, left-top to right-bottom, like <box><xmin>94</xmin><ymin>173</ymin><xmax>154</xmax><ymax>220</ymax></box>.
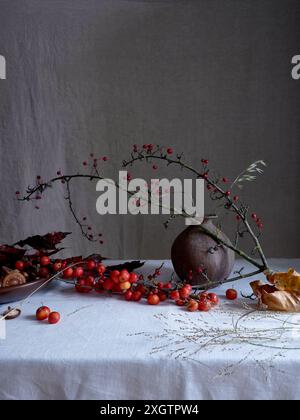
<box><xmin>1</xmin><ymin>259</ymin><xmax>300</xmax><ymax>400</ymax></box>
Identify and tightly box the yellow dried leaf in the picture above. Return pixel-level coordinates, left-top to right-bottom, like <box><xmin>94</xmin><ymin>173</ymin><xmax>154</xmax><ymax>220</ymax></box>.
<box><xmin>267</xmin><ymin>268</ymin><xmax>300</xmax><ymax>292</ymax></box>
<box><xmin>251</xmin><ymin>280</ymin><xmax>300</xmax><ymax>312</ymax></box>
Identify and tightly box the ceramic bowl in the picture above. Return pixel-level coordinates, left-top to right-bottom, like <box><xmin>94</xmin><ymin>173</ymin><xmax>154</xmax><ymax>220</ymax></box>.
<box><xmin>0</xmin><ymin>278</ymin><xmax>49</xmax><ymax>305</ymax></box>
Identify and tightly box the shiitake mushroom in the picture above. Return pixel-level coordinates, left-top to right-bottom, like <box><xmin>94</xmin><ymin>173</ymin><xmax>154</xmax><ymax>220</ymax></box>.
<box><xmin>1</xmin><ymin>307</ymin><xmax>21</xmax><ymax>320</ymax></box>
<box><xmin>0</xmin><ymin>268</ymin><xmax>27</xmax><ymax>288</ymax></box>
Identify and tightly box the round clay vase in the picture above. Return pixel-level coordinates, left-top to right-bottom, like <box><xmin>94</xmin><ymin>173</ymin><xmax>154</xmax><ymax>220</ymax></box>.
<box><xmin>171</xmin><ymin>217</ymin><xmax>235</xmax><ymax>287</ymax></box>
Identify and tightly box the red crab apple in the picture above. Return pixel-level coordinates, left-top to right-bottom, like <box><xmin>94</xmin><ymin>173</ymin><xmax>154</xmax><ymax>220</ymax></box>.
<box><xmin>170</xmin><ymin>290</ymin><xmax>180</xmax><ymax>301</ymax></box>
<box><xmin>48</xmin><ymin>312</ymin><xmax>61</xmax><ymax>325</ymax></box>
<box><xmin>74</xmin><ymin>267</ymin><xmax>84</xmax><ymax>278</ymax></box>
<box><xmin>129</xmin><ymin>272</ymin><xmax>138</xmax><ymax>283</ymax></box>
<box><xmin>119</xmin><ymin>270</ymin><xmax>130</xmax><ymax>283</ymax></box>
<box><xmin>53</xmin><ymin>262</ymin><xmax>62</xmax><ymax>272</ymax></box>
<box><xmin>226</xmin><ymin>289</ymin><xmax>238</xmax><ymax>300</ymax></box>
<box><xmin>124</xmin><ymin>290</ymin><xmax>133</xmax><ymax>301</ymax></box>
<box><xmin>120</xmin><ymin>281</ymin><xmax>131</xmax><ymax>291</ymax></box>
<box><xmin>36</xmin><ymin>306</ymin><xmax>51</xmax><ymax>321</ymax></box>
<box><xmin>63</xmin><ymin>267</ymin><xmax>74</xmax><ymax>279</ymax></box>
<box><xmin>15</xmin><ymin>261</ymin><xmax>25</xmax><ymax>271</ymax></box>
<box><xmin>147</xmin><ymin>294</ymin><xmax>160</xmax><ymax>305</ymax></box>
<box><xmin>86</xmin><ymin>260</ymin><xmax>96</xmax><ymax>270</ymax></box>
<box><xmin>110</xmin><ymin>270</ymin><xmax>120</xmax><ymax>284</ymax></box>
<box><xmin>187</xmin><ymin>299</ymin><xmax>199</xmax><ymax>312</ymax></box>
<box><xmin>208</xmin><ymin>293</ymin><xmax>219</xmax><ymax>305</ymax></box>
<box><xmin>131</xmin><ymin>291</ymin><xmax>142</xmax><ymax>302</ymax></box>
<box><xmin>75</xmin><ymin>278</ymin><xmax>91</xmax><ymax>293</ymax></box>
<box><xmin>40</xmin><ymin>256</ymin><xmax>51</xmax><ymax>266</ymax></box>
<box><xmin>39</xmin><ymin>267</ymin><xmax>49</xmax><ymax>278</ymax></box>
<box><xmin>97</xmin><ymin>264</ymin><xmax>106</xmax><ymax>275</ymax></box>
<box><xmin>198</xmin><ymin>299</ymin><xmax>211</xmax><ymax>312</ymax></box>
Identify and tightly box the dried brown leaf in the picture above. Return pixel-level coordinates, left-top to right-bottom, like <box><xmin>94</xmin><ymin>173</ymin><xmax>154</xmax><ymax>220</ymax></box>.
<box><xmin>251</xmin><ymin>280</ymin><xmax>300</xmax><ymax>312</ymax></box>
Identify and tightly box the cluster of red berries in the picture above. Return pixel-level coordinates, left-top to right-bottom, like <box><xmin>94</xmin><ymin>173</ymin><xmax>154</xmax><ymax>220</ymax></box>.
<box><xmin>132</xmin><ymin>144</ymin><xmax>174</xmax><ymax>156</ymax></box>
<box><xmin>170</xmin><ymin>287</ymin><xmax>238</xmax><ymax>312</ymax></box>
<box><xmin>251</xmin><ymin>213</ymin><xmax>264</xmax><ymax>230</ymax></box>
<box><xmin>75</xmin><ymin>265</ymin><xmax>139</xmax><ymax>295</ymax></box>
<box><xmin>16</xmin><ymin>256</ymin><xmax>239</xmax><ymax>312</ymax></box>
<box><xmin>82</xmin><ymin>153</ymin><xmax>108</xmax><ymax>168</ymax></box>
<box><xmin>36</xmin><ymin>306</ymin><xmax>60</xmax><ymax>324</ymax></box>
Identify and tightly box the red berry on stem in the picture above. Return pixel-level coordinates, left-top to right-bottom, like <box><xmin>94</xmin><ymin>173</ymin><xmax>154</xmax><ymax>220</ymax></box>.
<box><xmin>85</xmin><ymin>276</ymin><xmax>95</xmax><ymax>287</ymax></box>
<box><xmin>226</xmin><ymin>289</ymin><xmax>238</xmax><ymax>300</ymax></box>
<box><xmin>176</xmin><ymin>299</ymin><xmax>185</xmax><ymax>307</ymax></box>
<box><xmin>40</xmin><ymin>256</ymin><xmax>51</xmax><ymax>266</ymax></box>
<box><xmin>76</xmin><ymin>278</ymin><xmax>91</xmax><ymax>293</ymax></box>
<box><xmin>225</xmin><ymin>191</ymin><xmax>231</xmax><ymax>197</ymax></box>
<box><xmin>110</xmin><ymin>270</ymin><xmax>120</xmax><ymax>284</ymax></box>
<box><xmin>125</xmin><ymin>290</ymin><xmax>133</xmax><ymax>301</ymax></box>
<box><xmin>48</xmin><ymin>312</ymin><xmax>60</xmax><ymax>325</ymax></box>
<box><xmin>120</xmin><ymin>281</ymin><xmax>131</xmax><ymax>291</ymax></box>
<box><xmin>86</xmin><ymin>260</ymin><xmax>96</xmax><ymax>270</ymax></box>
<box><xmin>167</xmin><ymin>148</ymin><xmax>173</xmax><ymax>155</ymax></box>
<box><xmin>179</xmin><ymin>286</ymin><xmax>191</xmax><ymax>299</ymax></box>
<box><xmin>147</xmin><ymin>294</ymin><xmax>160</xmax><ymax>305</ymax></box>
<box><xmin>119</xmin><ymin>269</ymin><xmax>130</xmax><ymax>283</ymax></box>
<box><xmin>63</xmin><ymin>267</ymin><xmax>74</xmax><ymax>279</ymax></box>
<box><xmin>39</xmin><ymin>267</ymin><xmax>49</xmax><ymax>278</ymax></box>
<box><xmin>251</xmin><ymin>213</ymin><xmax>257</xmax><ymax>220</ymax></box>
<box><xmin>187</xmin><ymin>299</ymin><xmax>199</xmax><ymax>312</ymax></box>
<box><xmin>15</xmin><ymin>261</ymin><xmax>25</xmax><ymax>271</ymax></box>
<box><xmin>129</xmin><ymin>272</ymin><xmax>138</xmax><ymax>283</ymax></box>
<box><xmin>74</xmin><ymin>267</ymin><xmax>84</xmax><ymax>278</ymax></box>
<box><xmin>198</xmin><ymin>300</ymin><xmax>211</xmax><ymax>312</ymax></box>
<box><xmin>170</xmin><ymin>290</ymin><xmax>180</xmax><ymax>301</ymax></box>
<box><xmin>158</xmin><ymin>292</ymin><xmax>167</xmax><ymax>302</ymax></box>
<box><xmin>36</xmin><ymin>306</ymin><xmax>51</xmax><ymax>321</ymax></box>
<box><xmin>103</xmin><ymin>279</ymin><xmax>114</xmax><ymax>291</ymax></box>
<box><xmin>132</xmin><ymin>291</ymin><xmax>142</xmax><ymax>302</ymax></box>
<box><xmin>53</xmin><ymin>262</ymin><xmax>62</xmax><ymax>272</ymax></box>
<box><xmin>208</xmin><ymin>293</ymin><xmax>219</xmax><ymax>305</ymax></box>
<box><xmin>97</xmin><ymin>264</ymin><xmax>106</xmax><ymax>275</ymax></box>
<box><xmin>201</xmin><ymin>159</ymin><xmax>209</xmax><ymax>165</ymax></box>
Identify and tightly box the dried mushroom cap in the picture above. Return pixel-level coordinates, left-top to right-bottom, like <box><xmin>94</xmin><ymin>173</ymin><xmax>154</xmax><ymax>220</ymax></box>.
<box><xmin>1</xmin><ymin>307</ymin><xmax>21</xmax><ymax>320</ymax></box>
<box><xmin>0</xmin><ymin>270</ymin><xmax>27</xmax><ymax>288</ymax></box>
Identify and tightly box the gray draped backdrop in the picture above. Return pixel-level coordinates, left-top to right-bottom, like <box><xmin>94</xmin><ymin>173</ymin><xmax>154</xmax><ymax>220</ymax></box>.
<box><xmin>0</xmin><ymin>0</ymin><xmax>299</xmax><ymax>259</ymax></box>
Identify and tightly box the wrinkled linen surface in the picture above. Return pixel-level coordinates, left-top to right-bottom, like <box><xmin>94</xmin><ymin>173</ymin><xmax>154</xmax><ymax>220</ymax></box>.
<box><xmin>0</xmin><ymin>259</ymin><xmax>300</xmax><ymax>400</ymax></box>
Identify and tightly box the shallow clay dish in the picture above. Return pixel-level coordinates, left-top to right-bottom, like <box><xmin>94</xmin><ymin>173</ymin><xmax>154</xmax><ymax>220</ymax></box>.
<box><xmin>0</xmin><ymin>278</ymin><xmax>49</xmax><ymax>305</ymax></box>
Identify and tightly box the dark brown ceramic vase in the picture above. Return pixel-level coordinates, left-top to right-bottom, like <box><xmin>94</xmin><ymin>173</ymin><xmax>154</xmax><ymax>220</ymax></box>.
<box><xmin>171</xmin><ymin>217</ymin><xmax>235</xmax><ymax>287</ymax></box>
